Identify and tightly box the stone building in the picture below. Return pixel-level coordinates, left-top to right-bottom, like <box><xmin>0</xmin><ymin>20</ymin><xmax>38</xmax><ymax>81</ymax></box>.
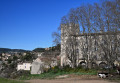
<box><xmin>31</xmin><ymin>58</ymin><xmax>44</xmax><ymax>74</ymax></box>
<box><xmin>60</xmin><ymin>23</ymin><xmax>120</xmax><ymax>68</ymax></box>
<box><xmin>31</xmin><ymin>53</ymin><xmax>58</xmax><ymax>74</ymax></box>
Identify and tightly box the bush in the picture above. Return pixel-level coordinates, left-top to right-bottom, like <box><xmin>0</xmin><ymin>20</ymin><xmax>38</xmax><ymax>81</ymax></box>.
<box><xmin>10</xmin><ymin>70</ymin><xmax>30</xmax><ymax>79</ymax></box>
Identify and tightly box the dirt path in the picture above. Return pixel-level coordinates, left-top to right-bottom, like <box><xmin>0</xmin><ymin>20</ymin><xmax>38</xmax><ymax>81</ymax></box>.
<box><xmin>25</xmin><ymin>75</ymin><xmax>118</xmax><ymax>83</ymax></box>
<box><xmin>26</xmin><ymin>79</ymin><xmax>116</xmax><ymax>83</ymax></box>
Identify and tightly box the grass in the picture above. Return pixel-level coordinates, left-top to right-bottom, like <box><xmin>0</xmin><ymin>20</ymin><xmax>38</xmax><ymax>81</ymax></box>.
<box><xmin>19</xmin><ymin>66</ymin><xmax>97</xmax><ymax>80</ymax></box>
<box><xmin>16</xmin><ymin>66</ymin><xmax>120</xmax><ymax>82</ymax></box>
<box><xmin>0</xmin><ymin>77</ymin><xmax>26</xmax><ymax>83</ymax></box>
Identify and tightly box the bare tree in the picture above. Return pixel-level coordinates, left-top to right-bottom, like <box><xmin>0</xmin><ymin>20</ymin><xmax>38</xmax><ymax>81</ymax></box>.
<box><xmin>52</xmin><ymin>30</ymin><xmax>61</xmax><ymax>46</ymax></box>
<box><xmin>96</xmin><ymin>1</ymin><xmax>118</xmax><ymax>68</ymax></box>
<box><xmin>57</xmin><ymin>0</ymin><xmax>120</xmax><ymax>69</ymax></box>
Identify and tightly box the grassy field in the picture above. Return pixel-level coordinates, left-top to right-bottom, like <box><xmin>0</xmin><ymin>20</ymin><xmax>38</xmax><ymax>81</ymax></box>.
<box><xmin>0</xmin><ymin>77</ymin><xmax>26</xmax><ymax>83</ymax></box>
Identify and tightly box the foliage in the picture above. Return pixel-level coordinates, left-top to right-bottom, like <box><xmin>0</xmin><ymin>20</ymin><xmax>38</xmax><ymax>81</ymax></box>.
<box><xmin>0</xmin><ymin>77</ymin><xmax>25</xmax><ymax>83</ymax></box>
<box><xmin>21</xmin><ymin>53</ymin><xmax>33</xmax><ymax>61</ymax></box>
<box><xmin>48</xmin><ymin>44</ymin><xmax>61</xmax><ymax>51</ymax></box>
<box><xmin>13</xmin><ymin>56</ymin><xmax>18</xmax><ymax>60</ymax></box>
<box><xmin>19</xmin><ymin>66</ymin><xmax>97</xmax><ymax>80</ymax></box>
<box><xmin>7</xmin><ymin>58</ymin><xmax>12</xmax><ymax>64</ymax></box>
<box><xmin>33</xmin><ymin>48</ymin><xmax>45</xmax><ymax>52</ymax></box>
<box><xmin>9</xmin><ymin>63</ymin><xmax>17</xmax><ymax>68</ymax></box>
<box><xmin>9</xmin><ymin>70</ymin><xmax>31</xmax><ymax>79</ymax></box>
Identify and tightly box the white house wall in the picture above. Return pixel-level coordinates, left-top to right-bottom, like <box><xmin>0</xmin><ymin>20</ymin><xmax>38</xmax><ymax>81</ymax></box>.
<box><xmin>17</xmin><ymin>63</ymin><xmax>31</xmax><ymax>71</ymax></box>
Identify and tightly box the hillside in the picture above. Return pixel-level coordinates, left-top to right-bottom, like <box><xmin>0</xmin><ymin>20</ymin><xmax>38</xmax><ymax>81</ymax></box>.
<box><xmin>0</xmin><ymin>48</ymin><xmax>30</xmax><ymax>53</ymax></box>
<box><xmin>33</xmin><ymin>48</ymin><xmax>45</xmax><ymax>52</ymax></box>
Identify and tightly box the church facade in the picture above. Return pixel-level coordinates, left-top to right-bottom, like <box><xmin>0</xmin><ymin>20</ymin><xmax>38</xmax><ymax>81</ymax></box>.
<box><xmin>60</xmin><ymin>23</ymin><xmax>120</xmax><ymax>68</ymax></box>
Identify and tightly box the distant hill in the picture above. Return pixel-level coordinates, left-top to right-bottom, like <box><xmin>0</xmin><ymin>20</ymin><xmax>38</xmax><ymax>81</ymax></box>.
<box><xmin>33</xmin><ymin>44</ymin><xmax>60</xmax><ymax>52</ymax></box>
<box><xmin>0</xmin><ymin>48</ymin><xmax>30</xmax><ymax>53</ymax></box>
<box><xmin>33</xmin><ymin>48</ymin><xmax>45</xmax><ymax>52</ymax></box>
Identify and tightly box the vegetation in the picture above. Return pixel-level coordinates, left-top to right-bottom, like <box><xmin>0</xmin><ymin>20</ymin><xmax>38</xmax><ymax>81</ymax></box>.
<box><xmin>53</xmin><ymin>0</ymin><xmax>120</xmax><ymax>68</ymax></box>
<box><xmin>19</xmin><ymin>66</ymin><xmax>97</xmax><ymax>80</ymax></box>
<box><xmin>107</xmin><ymin>76</ymin><xmax>120</xmax><ymax>82</ymax></box>
<box><xmin>19</xmin><ymin>66</ymin><xmax>120</xmax><ymax>82</ymax></box>
<box><xmin>33</xmin><ymin>48</ymin><xmax>45</xmax><ymax>52</ymax></box>
<box><xmin>21</xmin><ymin>52</ymin><xmax>36</xmax><ymax>61</ymax></box>
<box><xmin>0</xmin><ymin>77</ymin><xmax>25</xmax><ymax>83</ymax></box>
<box><xmin>47</xmin><ymin>44</ymin><xmax>61</xmax><ymax>51</ymax></box>
<box><xmin>0</xmin><ymin>48</ymin><xmax>29</xmax><ymax>53</ymax></box>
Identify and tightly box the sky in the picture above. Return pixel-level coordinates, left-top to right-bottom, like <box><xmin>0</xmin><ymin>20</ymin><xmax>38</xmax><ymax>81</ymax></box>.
<box><xmin>0</xmin><ymin>0</ymin><xmax>100</xmax><ymax>50</ymax></box>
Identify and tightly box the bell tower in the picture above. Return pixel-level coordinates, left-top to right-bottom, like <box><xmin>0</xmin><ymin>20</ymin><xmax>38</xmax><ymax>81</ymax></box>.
<box><xmin>60</xmin><ymin>23</ymin><xmax>80</xmax><ymax>67</ymax></box>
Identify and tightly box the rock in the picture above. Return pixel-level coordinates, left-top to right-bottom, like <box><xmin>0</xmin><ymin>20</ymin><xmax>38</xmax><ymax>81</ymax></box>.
<box><xmin>56</xmin><ymin>75</ymin><xmax>69</xmax><ymax>79</ymax></box>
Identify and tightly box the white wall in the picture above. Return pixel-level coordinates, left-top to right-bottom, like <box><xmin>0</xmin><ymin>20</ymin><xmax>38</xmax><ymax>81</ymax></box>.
<box><xmin>17</xmin><ymin>64</ymin><xmax>24</xmax><ymax>71</ymax></box>
<box><xmin>17</xmin><ymin>63</ymin><xmax>31</xmax><ymax>71</ymax></box>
